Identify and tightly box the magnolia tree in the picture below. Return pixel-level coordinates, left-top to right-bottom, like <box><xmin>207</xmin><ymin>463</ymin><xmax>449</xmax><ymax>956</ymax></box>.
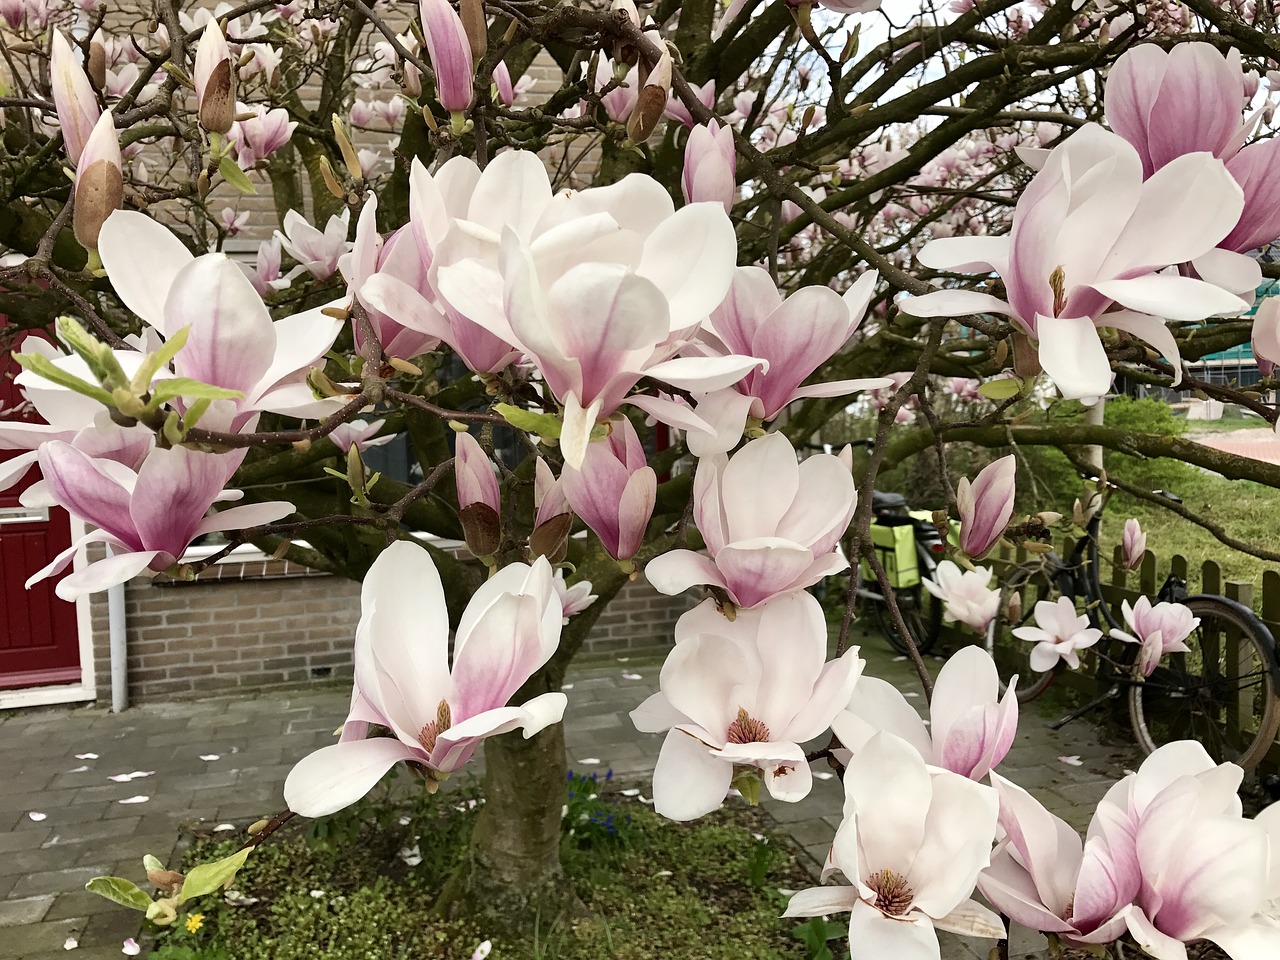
<box><xmin>4</xmin><ymin>0</ymin><xmax>1280</xmax><ymax>957</ymax></box>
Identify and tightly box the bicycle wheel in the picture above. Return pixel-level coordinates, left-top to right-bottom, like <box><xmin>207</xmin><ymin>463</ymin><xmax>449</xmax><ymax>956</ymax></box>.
<box><xmin>872</xmin><ymin>584</ymin><xmax>941</xmax><ymax>657</ymax></box>
<box><xmin>988</xmin><ymin>561</ymin><xmax>1070</xmax><ymax>703</ymax></box>
<box><xmin>1128</xmin><ymin>596</ymin><xmax>1280</xmax><ymax>772</ymax></box>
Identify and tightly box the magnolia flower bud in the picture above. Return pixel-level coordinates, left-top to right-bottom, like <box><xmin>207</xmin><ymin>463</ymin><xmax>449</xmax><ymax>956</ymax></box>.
<box><xmin>420</xmin><ymin>0</ymin><xmax>475</xmax><ymax>113</ymax></box>
<box><xmin>454</xmin><ymin>431</ymin><xmax>502</xmax><ymax>558</ymax></box>
<box><xmin>681</xmin><ymin>118</ymin><xmax>736</xmax><ymax>213</ymax></box>
<box><xmin>87</xmin><ymin>39</ymin><xmax>107</xmax><ymax>91</ymax></box>
<box><xmin>1122</xmin><ymin>518</ymin><xmax>1146</xmax><ymax>571</ymax></box>
<box><xmin>50</xmin><ymin>29</ymin><xmax>100</xmax><ymax>165</ymax></box>
<box><xmin>459</xmin><ymin>0</ymin><xmax>487</xmax><ymax>61</ymax></box>
<box><xmin>956</xmin><ymin>455</ymin><xmax>1016</xmax><ymax>559</ymax></box>
<box><xmin>609</xmin><ymin>0</ymin><xmax>642</xmax><ymax>67</ymax></box>
<box><xmin>195</xmin><ymin>20</ymin><xmax>236</xmax><ymax>134</ymax></box>
<box><xmin>73</xmin><ymin>110</ymin><xmax>123</xmax><ymax>250</ymax></box>
<box><xmin>626</xmin><ymin>49</ymin><xmax>671</xmax><ymax>143</ymax></box>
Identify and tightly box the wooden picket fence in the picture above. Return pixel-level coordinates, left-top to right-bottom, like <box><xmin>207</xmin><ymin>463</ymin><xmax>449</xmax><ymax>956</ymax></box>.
<box><xmin>933</xmin><ymin>542</ymin><xmax>1280</xmax><ymax>771</ymax></box>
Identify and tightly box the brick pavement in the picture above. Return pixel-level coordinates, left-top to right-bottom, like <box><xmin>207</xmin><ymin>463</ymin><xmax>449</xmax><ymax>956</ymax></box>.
<box><xmin>0</xmin><ymin>627</ymin><xmax>1141</xmax><ymax>960</ymax></box>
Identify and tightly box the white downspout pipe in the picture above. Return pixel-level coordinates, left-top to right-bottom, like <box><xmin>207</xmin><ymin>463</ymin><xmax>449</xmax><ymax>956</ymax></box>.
<box><xmin>108</xmin><ymin>579</ymin><xmax>127</xmax><ymax>713</ymax></box>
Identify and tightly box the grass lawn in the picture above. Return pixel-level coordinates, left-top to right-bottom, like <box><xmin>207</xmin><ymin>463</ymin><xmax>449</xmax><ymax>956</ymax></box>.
<box><xmin>145</xmin><ymin>775</ymin><xmax>818</xmax><ymax>960</ymax></box>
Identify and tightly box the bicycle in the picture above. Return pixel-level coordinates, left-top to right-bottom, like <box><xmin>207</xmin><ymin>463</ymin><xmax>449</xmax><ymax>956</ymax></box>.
<box><xmin>986</xmin><ymin>481</ymin><xmax>1280</xmax><ymax>771</ymax></box>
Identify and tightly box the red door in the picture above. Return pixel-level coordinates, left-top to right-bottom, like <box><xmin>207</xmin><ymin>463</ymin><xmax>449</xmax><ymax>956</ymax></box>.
<box><xmin>0</xmin><ymin>359</ymin><xmax>82</xmax><ymax>690</ymax></box>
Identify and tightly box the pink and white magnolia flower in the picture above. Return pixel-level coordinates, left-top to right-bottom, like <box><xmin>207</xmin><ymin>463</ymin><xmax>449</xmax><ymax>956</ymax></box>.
<box><xmin>784</xmin><ymin>733</ymin><xmax>1003</xmax><ymax>960</ymax></box>
<box><xmin>97</xmin><ymin>211</ymin><xmax>343</xmax><ymax>426</ymax></box>
<box><xmin>240</xmin><ymin>236</ymin><xmax>290</xmax><ymax>297</ymax></box>
<box><xmin>630</xmin><ymin>593</ymin><xmax>864</xmax><ymax>820</ymax></box>
<box><xmin>553</xmin><ymin>570</ymin><xmax>597</xmax><ymax>623</ymax></box>
<box><xmin>423</xmin><ymin>153</ymin><xmax>756</xmax><ymax>465</ymax></box>
<box><xmin>1123</xmin><ymin>517</ymin><xmax>1147</xmax><ymax>570</ymax></box>
<box><xmin>1252</xmin><ymin>297</ymin><xmax>1280</xmax><ymax>377</ymax></box>
<box><xmin>50</xmin><ymin>29</ymin><xmax>100</xmax><ymax>165</ymax></box>
<box><xmin>685</xmin><ymin>268</ymin><xmax>892</xmax><ymax>454</ymax></box>
<box><xmin>904</xmin><ymin>124</ymin><xmax>1249</xmax><ymax>402</ymax></box>
<box><xmin>229</xmin><ymin>103</ymin><xmax>297</xmax><ymax>168</ymax></box>
<box><xmin>326</xmin><ymin>419</ymin><xmax>395</xmax><ymax>453</ymax></box>
<box><xmin>560</xmin><ymin>416</ymin><xmax>655</xmax><ymax>563</ymax></box>
<box><xmin>284</xmin><ymin>542</ymin><xmax>565</xmax><ymax>816</ymax></box>
<box><xmin>276</xmin><ymin>208</ymin><xmax>352</xmax><ymax>281</ymax></box>
<box><xmin>682</xmin><ymin>119</ymin><xmax>736</xmax><ymax>213</ymax></box>
<box><xmin>1110</xmin><ymin>596</ymin><xmax>1199</xmax><ymax>677</ymax></box>
<box><xmin>534</xmin><ymin>457</ymin><xmax>569</xmax><ymax>529</ymax></box>
<box><xmin>358</xmin><ymin>153</ymin><xmax>528</xmax><ymax>372</ymax></box>
<box><xmin>1086</xmin><ymin>742</ymin><xmax>1280</xmax><ymax>959</ymax></box>
<box><xmin>663</xmin><ymin>79</ymin><xmax>714</xmax><ymax>127</ymax></box>
<box><xmin>833</xmin><ymin>646</ymin><xmax>1017</xmax><ymax>781</ymax></box>
<box><xmin>645</xmin><ymin>433</ymin><xmax>855</xmax><ymax>608</ymax></box>
<box><xmin>419</xmin><ymin>0</ymin><xmax>473</xmax><ymax>113</ymax></box>
<box><xmin>922</xmin><ymin>561</ymin><xmax>1000</xmax><ymax>633</ymax></box>
<box><xmin>956</xmin><ymin>455</ymin><xmax>1015</xmax><ymax>559</ymax></box>
<box><xmin>1012</xmin><ymin>596</ymin><xmax>1102</xmax><ymax>671</ymax></box>
<box><xmin>592</xmin><ymin>57</ymin><xmax>638</xmax><ymax>123</ymax></box>
<box><xmin>341</xmin><ymin>195</ymin><xmax>442</xmax><ymax>361</ymax></box>
<box><xmin>27</xmin><ymin>441</ymin><xmax>292</xmax><ymax>599</ymax></box>
<box><xmin>1106</xmin><ymin>42</ymin><xmax>1280</xmax><ymax>263</ymax></box>
<box><xmin>977</xmin><ymin>771</ymin><xmax>1137</xmax><ymax>946</ymax></box>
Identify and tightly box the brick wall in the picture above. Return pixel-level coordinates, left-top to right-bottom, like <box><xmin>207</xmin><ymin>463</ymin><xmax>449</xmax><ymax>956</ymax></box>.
<box><xmin>86</xmin><ymin>558</ymin><xmax>691</xmax><ymax>704</ymax></box>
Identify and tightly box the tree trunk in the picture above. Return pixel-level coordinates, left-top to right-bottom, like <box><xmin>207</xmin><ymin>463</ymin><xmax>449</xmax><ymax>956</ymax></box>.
<box><xmin>436</xmin><ymin>698</ymin><xmax>579</xmax><ymax>930</ymax></box>
<box><xmin>436</xmin><ymin>562</ymin><xmax>631</xmax><ymax>930</ymax></box>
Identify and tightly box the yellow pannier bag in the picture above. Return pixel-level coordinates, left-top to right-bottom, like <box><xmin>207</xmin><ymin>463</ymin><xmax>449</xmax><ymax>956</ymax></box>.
<box><xmin>861</xmin><ymin>516</ymin><xmax>920</xmax><ymax>589</ymax></box>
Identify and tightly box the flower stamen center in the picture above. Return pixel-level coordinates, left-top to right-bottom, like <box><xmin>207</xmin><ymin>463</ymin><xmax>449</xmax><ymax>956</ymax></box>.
<box><xmin>868</xmin><ymin>868</ymin><xmax>914</xmax><ymax>917</ymax></box>
<box><xmin>418</xmin><ymin>699</ymin><xmax>452</xmax><ymax>755</ymax></box>
<box><xmin>725</xmin><ymin>706</ymin><xmax>771</xmax><ymax>744</ymax></box>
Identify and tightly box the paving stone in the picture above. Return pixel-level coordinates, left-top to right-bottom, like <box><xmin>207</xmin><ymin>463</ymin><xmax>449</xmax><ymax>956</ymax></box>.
<box><xmin>0</xmin><ymin>915</ymin><xmax>82</xmax><ymax>956</ymax></box>
<box><xmin>9</xmin><ymin>866</ymin><xmax>112</xmax><ymax>899</ymax></box>
<box><xmin>0</xmin><ymin>894</ymin><xmax>53</xmax><ymax>927</ymax></box>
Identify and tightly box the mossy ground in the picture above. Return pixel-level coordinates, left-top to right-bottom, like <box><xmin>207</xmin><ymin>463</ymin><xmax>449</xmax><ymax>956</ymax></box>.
<box><xmin>149</xmin><ymin>778</ymin><xmax>816</xmax><ymax>960</ymax></box>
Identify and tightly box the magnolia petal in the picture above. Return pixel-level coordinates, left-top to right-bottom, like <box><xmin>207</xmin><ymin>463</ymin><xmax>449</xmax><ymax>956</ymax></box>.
<box><xmin>1090</xmin><ymin>275</ymin><xmax>1247</xmax><ymax>323</ymax></box>
<box><xmin>932</xmin><ymin>899</ymin><xmax>1006</xmax><ymax>940</ymax></box>
<box><xmin>833</xmin><ymin>676</ymin><xmax>933</xmax><ymax>763</ymax></box>
<box><xmin>1102</xmin><ymin>310</ymin><xmax>1184</xmax><ymax>386</ymax></box>
<box><xmin>643</xmin><ymin>354</ymin><xmax>763</xmax><ymax>392</ymax></box>
<box><xmin>1124</xmin><ymin>908</ymin><xmax>1189</xmax><ymax>960</ymax></box>
<box><xmin>782</xmin><ymin>885</ymin><xmax>860</xmax><ymax>918</ymax></box>
<box><xmin>685</xmin><ymin>389</ymin><xmax>755</xmax><ymax>458</ymax></box>
<box><xmin>847</xmin><ymin>899</ymin><xmax>940</xmax><ymax>960</ymax></box>
<box><xmin>715</xmin><ymin>539</ymin><xmax>825</xmax><ymax>608</ymax></box>
<box><xmin>624</xmin><ymin>392</ymin><xmax>714</xmax><ymax>436</ymax></box>
<box><xmin>636</xmin><ymin>202</ymin><xmax>737</xmax><ymax>329</ymax></box>
<box><xmin>651</xmin><ymin>728</ymin><xmax>732</xmax><ymax>822</ymax></box>
<box><xmin>167</xmin><ymin>255</ymin><xmax>276</xmax><ymax>397</ymax></box>
<box><xmin>644</xmin><ymin>549</ymin><xmax>725</xmax><ymax>596</ymax></box>
<box><xmin>55</xmin><ymin>550</ymin><xmax>162</xmax><ymax>600</ymax></box>
<box><xmin>284</xmin><ymin>738</ymin><xmax>419</xmax><ymax>818</ymax></box>
<box><xmin>630</xmin><ymin>691</ymin><xmax>686</xmax><ymax>734</ymax></box>
<box><xmin>193</xmin><ymin>501</ymin><xmax>294</xmax><ymax>538</ymax></box>
<box><xmin>559</xmin><ymin>393</ymin><xmax>604</xmax><ymax>471</ymax></box>
<box><xmin>1190</xmin><ymin>248</ymin><xmax>1261</xmax><ymax>300</ymax></box>
<box><xmin>789</xmin><ymin>377</ymin><xmax>897</xmax><ymax>401</ymax></box>
<box><xmin>1035</xmin><ymin>314</ymin><xmax>1112</xmax><ymax>403</ymax></box>
<box><xmin>846</xmin><ymin>734</ymin><xmax>932</xmax><ymax>880</ymax></box>
<box><xmin>916</xmin><ymin>236</ymin><xmax>1011</xmax><ymax>276</ymax></box>
<box><xmin>898</xmin><ymin>290</ymin><xmax>1020</xmax><ymax>321</ymax></box>
<box><xmin>97</xmin><ymin>211</ymin><xmax>193</xmax><ymax>335</ymax></box>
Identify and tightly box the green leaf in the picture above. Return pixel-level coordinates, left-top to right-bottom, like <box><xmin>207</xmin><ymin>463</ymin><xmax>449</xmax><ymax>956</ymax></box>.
<box><xmin>85</xmin><ymin>876</ymin><xmax>153</xmax><ymax>912</ymax></box>
<box><xmin>977</xmin><ymin>377</ymin><xmax>1023</xmax><ymax>400</ymax></box>
<box><xmin>178</xmin><ymin>847</ymin><xmax>252</xmax><ymax>904</ymax></box>
<box><xmin>218</xmin><ymin>156</ymin><xmax>258</xmax><ymax>195</ymax></box>
<box><xmin>131</xmin><ymin>326</ymin><xmax>190</xmax><ymax>395</ymax></box>
<box><xmin>493</xmin><ymin>403</ymin><xmax>561</xmax><ymax>439</ymax></box>
<box><xmin>142</xmin><ymin>854</ymin><xmax>165</xmax><ymax>873</ymax></box>
<box><xmin>147</xmin><ymin>378</ymin><xmax>244</xmax><ymax>409</ymax></box>
<box><xmin>14</xmin><ymin>352</ymin><xmax>115</xmax><ymax>406</ymax></box>
<box><xmin>57</xmin><ymin>316</ymin><xmax>128</xmax><ymax>389</ymax></box>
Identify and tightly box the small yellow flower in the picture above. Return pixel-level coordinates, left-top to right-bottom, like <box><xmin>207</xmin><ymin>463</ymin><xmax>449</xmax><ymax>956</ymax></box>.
<box><xmin>184</xmin><ymin>913</ymin><xmax>204</xmax><ymax>934</ymax></box>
